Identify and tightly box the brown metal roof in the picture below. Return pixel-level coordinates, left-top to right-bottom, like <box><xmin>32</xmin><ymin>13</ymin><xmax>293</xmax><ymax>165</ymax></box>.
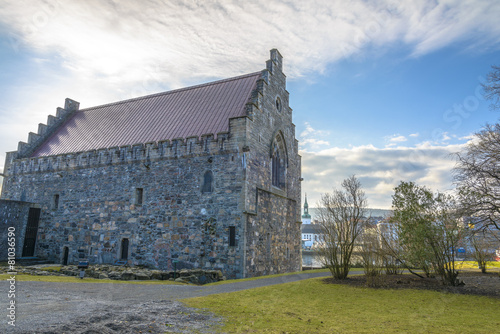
<box><xmin>32</xmin><ymin>72</ymin><xmax>261</xmax><ymax>157</ymax></box>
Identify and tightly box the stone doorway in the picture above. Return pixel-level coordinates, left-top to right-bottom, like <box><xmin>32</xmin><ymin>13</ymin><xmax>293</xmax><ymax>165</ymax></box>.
<box><xmin>62</xmin><ymin>246</ymin><xmax>69</xmax><ymax>265</ymax></box>
<box><xmin>22</xmin><ymin>208</ymin><xmax>41</xmax><ymax>257</ymax></box>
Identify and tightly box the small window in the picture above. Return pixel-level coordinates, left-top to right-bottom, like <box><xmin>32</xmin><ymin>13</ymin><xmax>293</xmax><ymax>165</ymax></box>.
<box><xmin>135</xmin><ymin>188</ymin><xmax>143</xmax><ymax>205</ymax></box>
<box><xmin>77</xmin><ymin>249</ymin><xmax>85</xmax><ymax>259</ymax></box>
<box><xmin>272</xmin><ymin>142</ymin><xmax>284</xmax><ymax>188</ymax></box>
<box><xmin>121</xmin><ymin>238</ymin><xmax>129</xmax><ymax>260</ymax></box>
<box><xmin>204</xmin><ymin>137</ymin><xmax>209</xmax><ymax>152</ymax></box>
<box><xmin>271</xmin><ymin>134</ymin><xmax>287</xmax><ymax>189</ymax></box>
<box><xmin>276</xmin><ymin>97</ymin><xmax>282</xmax><ymax>112</ymax></box>
<box><xmin>202</xmin><ymin>171</ymin><xmax>213</xmax><ymax>193</ymax></box>
<box><xmin>229</xmin><ymin>226</ymin><xmax>236</xmax><ymax>247</ymax></box>
<box><xmin>53</xmin><ymin>194</ymin><xmax>60</xmax><ymax>210</ymax></box>
<box><xmin>62</xmin><ymin>246</ymin><xmax>69</xmax><ymax>265</ymax></box>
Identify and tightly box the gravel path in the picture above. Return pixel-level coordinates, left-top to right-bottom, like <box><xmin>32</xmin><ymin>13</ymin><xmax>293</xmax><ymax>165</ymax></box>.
<box><xmin>1</xmin><ymin>271</ymin><xmax>330</xmax><ymax>333</ymax></box>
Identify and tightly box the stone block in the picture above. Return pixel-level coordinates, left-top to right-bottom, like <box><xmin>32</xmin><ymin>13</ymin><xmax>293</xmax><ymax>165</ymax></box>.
<box><xmin>150</xmin><ymin>270</ymin><xmax>163</xmax><ymax>280</ymax></box>
<box><xmin>120</xmin><ymin>270</ymin><xmax>135</xmax><ymax>280</ymax></box>
<box><xmin>134</xmin><ymin>272</ymin><xmax>151</xmax><ymax>280</ymax></box>
<box><xmin>108</xmin><ymin>271</ymin><xmax>121</xmax><ymax>279</ymax></box>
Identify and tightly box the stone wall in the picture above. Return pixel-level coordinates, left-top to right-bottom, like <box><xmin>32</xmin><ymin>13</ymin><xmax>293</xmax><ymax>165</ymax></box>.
<box><xmin>2</xmin><ymin>265</ymin><xmax>225</xmax><ymax>284</ymax></box>
<box><xmin>1</xmin><ymin>131</ymin><xmax>249</xmax><ymax>278</ymax></box>
<box><xmin>0</xmin><ymin>200</ymin><xmax>37</xmax><ymax>260</ymax></box>
<box><xmin>242</xmin><ymin>49</ymin><xmax>302</xmax><ymax>276</ymax></box>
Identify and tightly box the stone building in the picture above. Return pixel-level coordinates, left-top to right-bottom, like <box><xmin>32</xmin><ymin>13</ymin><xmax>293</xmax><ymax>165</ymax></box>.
<box><xmin>1</xmin><ymin>49</ymin><xmax>302</xmax><ymax>279</ymax></box>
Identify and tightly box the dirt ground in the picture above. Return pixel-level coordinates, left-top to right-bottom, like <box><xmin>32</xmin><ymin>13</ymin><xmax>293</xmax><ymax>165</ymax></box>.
<box><xmin>2</xmin><ymin>271</ymin><xmax>331</xmax><ymax>334</ymax></box>
<box><xmin>324</xmin><ymin>270</ymin><xmax>500</xmax><ymax>299</ymax></box>
<box><xmin>4</xmin><ymin>270</ymin><xmax>498</xmax><ymax>333</ymax></box>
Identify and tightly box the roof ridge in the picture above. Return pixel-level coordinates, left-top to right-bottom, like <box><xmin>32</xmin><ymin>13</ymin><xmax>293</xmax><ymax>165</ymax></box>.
<box><xmin>80</xmin><ymin>71</ymin><xmax>262</xmax><ymax>112</ymax></box>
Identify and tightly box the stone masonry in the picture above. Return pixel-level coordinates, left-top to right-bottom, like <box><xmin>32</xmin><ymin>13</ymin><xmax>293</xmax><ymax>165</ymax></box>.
<box><xmin>0</xmin><ymin>200</ymin><xmax>40</xmax><ymax>261</ymax></box>
<box><xmin>1</xmin><ymin>49</ymin><xmax>302</xmax><ymax>279</ymax></box>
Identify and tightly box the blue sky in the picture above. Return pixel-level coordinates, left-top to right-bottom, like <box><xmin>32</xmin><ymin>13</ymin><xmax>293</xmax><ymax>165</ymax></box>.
<box><xmin>293</xmin><ymin>47</ymin><xmax>497</xmax><ymax>148</ymax></box>
<box><xmin>0</xmin><ymin>0</ymin><xmax>499</xmax><ymax>210</ymax></box>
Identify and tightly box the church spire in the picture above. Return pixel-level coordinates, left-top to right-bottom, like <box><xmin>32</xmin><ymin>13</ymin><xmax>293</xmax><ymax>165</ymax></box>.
<box><xmin>302</xmin><ymin>193</ymin><xmax>311</xmax><ymax>221</ymax></box>
<box><xmin>304</xmin><ymin>193</ymin><xmax>309</xmax><ymax>213</ymax></box>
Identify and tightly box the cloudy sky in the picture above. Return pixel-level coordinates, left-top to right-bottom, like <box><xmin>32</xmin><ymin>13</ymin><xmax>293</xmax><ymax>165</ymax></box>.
<box><xmin>0</xmin><ymin>0</ymin><xmax>499</xmax><ymax>210</ymax></box>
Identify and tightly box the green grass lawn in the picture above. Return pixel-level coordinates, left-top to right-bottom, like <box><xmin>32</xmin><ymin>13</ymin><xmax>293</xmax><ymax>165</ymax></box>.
<box><xmin>184</xmin><ymin>277</ymin><xmax>500</xmax><ymax>333</ymax></box>
<box><xmin>4</xmin><ymin>266</ymin><xmax>499</xmax><ymax>333</ymax></box>
<box><xmin>455</xmin><ymin>261</ymin><xmax>500</xmax><ymax>270</ymax></box>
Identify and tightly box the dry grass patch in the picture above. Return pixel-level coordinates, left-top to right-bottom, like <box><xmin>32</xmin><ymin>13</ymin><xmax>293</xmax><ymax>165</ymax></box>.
<box><xmin>0</xmin><ymin>274</ymin><xmax>184</xmax><ymax>285</ymax></box>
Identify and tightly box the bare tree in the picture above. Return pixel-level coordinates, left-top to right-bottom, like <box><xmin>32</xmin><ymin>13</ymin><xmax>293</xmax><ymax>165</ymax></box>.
<box><xmin>466</xmin><ymin>226</ymin><xmax>497</xmax><ymax>273</ymax></box>
<box><xmin>429</xmin><ymin>194</ymin><xmax>465</xmax><ymax>286</ymax></box>
<box><xmin>454</xmin><ymin>65</ymin><xmax>500</xmax><ymax>230</ymax></box>
<box><xmin>359</xmin><ymin>227</ymin><xmax>382</xmax><ymax>286</ymax></box>
<box><xmin>316</xmin><ymin>175</ymin><xmax>368</xmax><ymax>280</ymax></box>
<box><xmin>377</xmin><ymin>221</ymin><xmax>404</xmax><ymax>275</ymax></box>
<box><xmin>482</xmin><ymin>65</ymin><xmax>500</xmax><ymax>110</ymax></box>
<box><xmin>455</xmin><ymin>124</ymin><xmax>500</xmax><ymax>232</ymax></box>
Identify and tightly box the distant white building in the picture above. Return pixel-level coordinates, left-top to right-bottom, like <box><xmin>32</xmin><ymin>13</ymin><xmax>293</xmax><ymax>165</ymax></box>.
<box><xmin>302</xmin><ymin>224</ymin><xmax>322</xmax><ymax>250</ymax></box>
<box><xmin>301</xmin><ymin>195</ymin><xmax>321</xmax><ymax>249</ymax></box>
<box><xmin>301</xmin><ymin>196</ymin><xmax>323</xmax><ymax>268</ymax></box>
<box><xmin>377</xmin><ymin>221</ymin><xmax>398</xmax><ymax>243</ymax></box>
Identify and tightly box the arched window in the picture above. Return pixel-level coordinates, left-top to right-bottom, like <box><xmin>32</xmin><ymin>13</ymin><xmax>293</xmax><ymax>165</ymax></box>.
<box><xmin>202</xmin><ymin>170</ymin><xmax>213</xmax><ymax>193</ymax></box>
<box><xmin>272</xmin><ymin>142</ymin><xmax>281</xmax><ymax>187</ymax></box>
<box><xmin>271</xmin><ymin>133</ymin><xmax>287</xmax><ymax>189</ymax></box>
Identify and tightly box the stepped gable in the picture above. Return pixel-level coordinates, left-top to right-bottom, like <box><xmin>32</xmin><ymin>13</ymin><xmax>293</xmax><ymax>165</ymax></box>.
<box><xmin>31</xmin><ymin>72</ymin><xmax>262</xmax><ymax>157</ymax></box>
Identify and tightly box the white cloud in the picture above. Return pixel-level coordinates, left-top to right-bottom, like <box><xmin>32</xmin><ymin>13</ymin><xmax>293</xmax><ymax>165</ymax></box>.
<box><xmin>442</xmin><ymin>132</ymin><xmax>452</xmax><ymax>141</ymax></box>
<box><xmin>410</xmin><ymin>133</ymin><xmax>419</xmax><ymax>137</ymax></box>
<box><xmin>392</xmin><ymin>136</ymin><xmax>407</xmax><ymax>142</ymax></box>
<box><xmin>402</xmin><ymin>1</ymin><xmax>500</xmax><ymax>56</ymax></box>
<box><xmin>300</xmin><ymin>122</ymin><xmax>316</xmax><ymax>138</ymax></box>
<box><xmin>299</xmin><ymin>122</ymin><xmax>331</xmax><ymax>151</ymax></box>
<box><xmin>1</xmin><ymin>0</ymin><xmax>499</xmax><ymax>89</ymax></box>
<box><xmin>0</xmin><ymin>1</ymin><xmax>497</xmax><ymax>112</ymax></box>
<box><xmin>459</xmin><ymin>134</ymin><xmax>476</xmax><ymax>141</ymax></box>
<box><xmin>385</xmin><ymin>134</ymin><xmax>407</xmax><ymax>147</ymax></box>
<box><xmin>0</xmin><ymin>0</ymin><xmax>498</xmax><ymax>202</ymax></box>
<box><xmin>389</xmin><ymin>135</ymin><xmax>407</xmax><ymax>142</ymax></box>
<box><xmin>301</xmin><ymin>138</ymin><xmax>331</xmax><ymax>147</ymax></box>
<box><xmin>428</xmin><ymin>131</ymin><xmax>453</xmax><ymax>144</ymax></box>
<box><xmin>300</xmin><ymin>142</ymin><xmax>465</xmax><ymax>209</ymax></box>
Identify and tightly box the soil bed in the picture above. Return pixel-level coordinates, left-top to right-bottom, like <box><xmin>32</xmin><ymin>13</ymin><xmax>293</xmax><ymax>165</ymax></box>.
<box><xmin>324</xmin><ymin>270</ymin><xmax>500</xmax><ymax>299</ymax></box>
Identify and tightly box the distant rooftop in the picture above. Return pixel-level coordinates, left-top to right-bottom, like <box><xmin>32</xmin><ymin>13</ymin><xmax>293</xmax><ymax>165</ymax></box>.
<box><xmin>306</xmin><ymin>208</ymin><xmax>393</xmax><ymax>220</ymax></box>
<box><xmin>301</xmin><ymin>224</ymin><xmax>322</xmax><ymax>234</ymax></box>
